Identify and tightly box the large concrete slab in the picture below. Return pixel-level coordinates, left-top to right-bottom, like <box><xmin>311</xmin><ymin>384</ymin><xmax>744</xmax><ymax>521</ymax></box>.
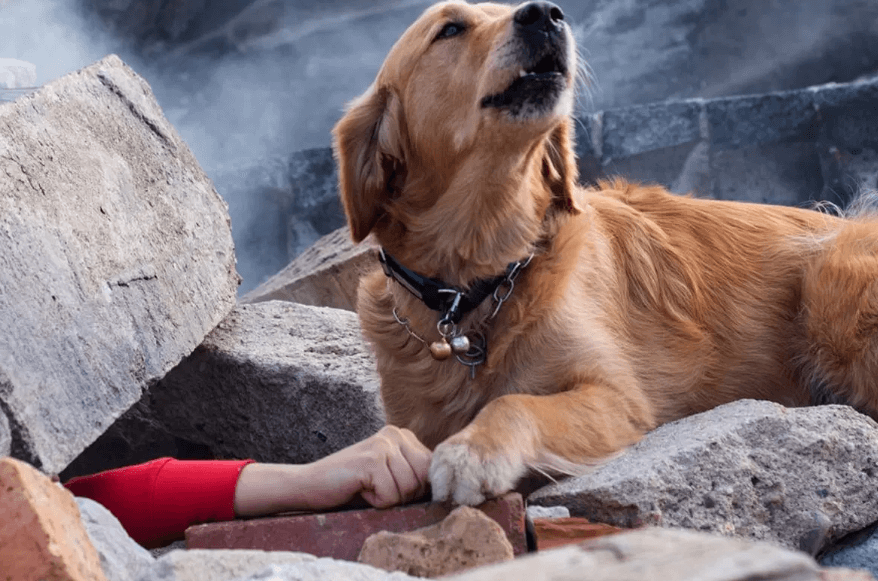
<box><xmin>0</xmin><ymin>55</ymin><xmax>238</xmax><ymax>473</ymax></box>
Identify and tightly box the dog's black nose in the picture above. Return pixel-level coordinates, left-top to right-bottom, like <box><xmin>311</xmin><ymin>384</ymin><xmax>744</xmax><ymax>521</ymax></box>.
<box><xmin>514</xmin><ymin>2</ymin><xmax>564</xmax><ymax>32</ymax></box>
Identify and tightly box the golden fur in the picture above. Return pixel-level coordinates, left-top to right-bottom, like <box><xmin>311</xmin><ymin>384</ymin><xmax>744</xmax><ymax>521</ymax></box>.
<box><xmin>332</xmin><ymin>0</ymin><xmax>878</xmax><ymax>505</ymax></box>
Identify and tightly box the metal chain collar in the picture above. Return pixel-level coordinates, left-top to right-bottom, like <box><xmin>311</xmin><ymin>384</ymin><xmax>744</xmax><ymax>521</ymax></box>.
<box><xmin>391</xmin><ymin>253</ymin><xmax>534</xmax><ymax>379</ymax></box>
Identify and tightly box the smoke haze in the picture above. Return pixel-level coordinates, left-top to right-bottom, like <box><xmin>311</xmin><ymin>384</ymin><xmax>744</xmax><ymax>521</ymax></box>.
<box><xmin>2</xmin><ymin>0</ymin><xmax>877</xmax><ymax>291</ymax></box>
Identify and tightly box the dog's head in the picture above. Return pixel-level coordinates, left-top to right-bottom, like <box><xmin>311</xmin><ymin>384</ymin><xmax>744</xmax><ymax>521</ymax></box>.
<box><xmin>334</xmin><ymin>1</ymin><xmax>581</xmax><ymax>277</ymax></box>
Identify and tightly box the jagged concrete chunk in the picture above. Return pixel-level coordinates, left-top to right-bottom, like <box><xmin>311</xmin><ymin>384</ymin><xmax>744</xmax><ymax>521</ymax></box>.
<box><xmin>0</xmin><ymin>410</ymin><xmax>10</xmax><ymax>457</ymax></box>
<box><xmin>70</xmin><ymin>301</ymin><xmax>385</xmax><ymax>469</ymax></box>
<box><xmin>241</xmin><ymin>227</ymin><xmax>377</xmax><ymax>311</ymax></box>
<box><xmin>529</xmin><ymin>400</ymin><xmax>878</xmax><ymax>555</ymax></box>
<box><xmin>140</xmin><ymin>549</ymin><xmax>317</xmax><ymax>581</ymax></box>
<box><xmin>444</xmin><ymin>527</ymin><xmax>821</xmax><ymax>581</ymax></box>
<box><xmin>231</xmin><ymin>560</ymin><xmax>420</xmax><ymax>581</ymax></box>
<box><xmin>0</xmin><ymin>55</ymin><xmax>238</xmax><ymax>473</ymax></box>
<box><xmin>76</xmin><ymin>497</ymin><xmax>155</xmax><ymax>581</ymax></box>
<box><xmin>147</xmin><ymin>301</ymin><xmax>384</xmax><ymax>463</ymax></box>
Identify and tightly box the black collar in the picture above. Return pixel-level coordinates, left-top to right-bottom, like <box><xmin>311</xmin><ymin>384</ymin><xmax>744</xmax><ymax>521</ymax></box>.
<box><xmin>378</xmin><ymin>248</ymin><xmax>529</xmax><ymax>325</ymax></box>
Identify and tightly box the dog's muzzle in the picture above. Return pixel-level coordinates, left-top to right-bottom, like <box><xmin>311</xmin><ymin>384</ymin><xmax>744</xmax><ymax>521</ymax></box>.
<box><xmin>481</xmin><ymin>1</ymin><xmax>570</xmax><ymax>116</ymax></box>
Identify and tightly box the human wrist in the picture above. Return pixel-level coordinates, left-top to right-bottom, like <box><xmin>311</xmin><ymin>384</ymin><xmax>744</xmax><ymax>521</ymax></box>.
<box><xmin>233</xmin><ymin>462</ymin><xmax>313</xmax><ymax>517</ymax></box>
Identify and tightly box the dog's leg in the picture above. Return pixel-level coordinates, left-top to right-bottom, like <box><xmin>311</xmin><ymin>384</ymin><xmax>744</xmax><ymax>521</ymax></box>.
<box><xmin>801</xmin><ymin>221</ymin><xmax>878</xmax><ymax>416</ymax></box>
<box><xmin>429</xmin><ymin>383</ymin><xmax>653</xmax><ymax>505</ymax></box>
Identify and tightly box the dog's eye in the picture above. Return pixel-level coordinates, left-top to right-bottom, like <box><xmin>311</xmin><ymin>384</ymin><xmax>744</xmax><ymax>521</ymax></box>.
<box><xmin>435</xmin><ymin>22</ymin><xmax>465</xmax><ymax>41</ymax></box>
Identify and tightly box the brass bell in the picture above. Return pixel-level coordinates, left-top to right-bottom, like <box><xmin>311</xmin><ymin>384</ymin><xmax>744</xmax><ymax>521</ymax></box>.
<box><xmin>450</xmin><ymin>334</ymin><xmax>471</xmax><ymax>355</ymax></box>
<box><xmin>429</xmin><ymin>339</ymin><xmax>452</xmax><ymax>360</ymax></box>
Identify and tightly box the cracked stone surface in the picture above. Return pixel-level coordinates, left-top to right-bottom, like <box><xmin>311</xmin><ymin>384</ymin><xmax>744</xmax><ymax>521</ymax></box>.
<box><xmin>0</xmin><ymin>55</ymin><xmax>238</xmax><ymax>473</ymax></box>
<box><xmin>444</xmin><ymin>527</ymin><xmax>822</xmax><ymax>581</ymax></box>
<box><xmin>64</xmin><ymin>301</ymin><xmax>385</xmax><ymax>476</ymax></box>
<box><xmin>529</xmin><ymin>400</ymin><xmax>878</xmax><ymax>555</ymax></box>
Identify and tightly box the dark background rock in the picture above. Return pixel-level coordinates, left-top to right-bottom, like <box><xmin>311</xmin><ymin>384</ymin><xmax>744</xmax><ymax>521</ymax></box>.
<box><xmin>821</xmin><ymin>523</ymin><xmax>878</xmax><ymax>579</ymax></box>
<box><xmin>62</xmin><ymin>301</ymin><xmax>385</xmax><ymax>479</ymax></box>
<box><xmin>218</xmin><ymin>76</ymin><xmax>878</xmax><ymax>265</ymax></box>
<box><xmin>79</xmin><ymin>0</ymin><xmax>878</xmax><ymax>112</ymax></box>
<box><xmin>240</xmin><ymin>226</ymin><xmax>377</xmax><ymax>311</ymax></box>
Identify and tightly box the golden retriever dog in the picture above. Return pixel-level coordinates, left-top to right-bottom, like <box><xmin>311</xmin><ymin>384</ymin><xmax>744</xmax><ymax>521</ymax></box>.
<box><xmin>332</xmin><ymin>0</ymin><xmax>878</xmax><ymax>505</ymax></box>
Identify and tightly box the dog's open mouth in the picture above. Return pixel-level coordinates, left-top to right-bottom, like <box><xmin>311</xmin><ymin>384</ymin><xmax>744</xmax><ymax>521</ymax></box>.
<box><xmin>481</xmin><ymin>50</ymin><xmax>569</xmax><ymax>114</ymax></box>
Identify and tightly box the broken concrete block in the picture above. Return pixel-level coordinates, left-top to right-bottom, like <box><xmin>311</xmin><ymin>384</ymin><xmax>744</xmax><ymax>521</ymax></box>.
<box><xmin>529</xmin><ymin>400</ymin><xmax>878</xmax><ymax>555</ymax></box>
<box><xmin>443</xmin><ymin>527</ymin><xmax>821</xmax><ymax>581</ymax></box>
<box><xmin>62</xmin><ymin>301</ymin><xmax>384</xmax><ymax>477</ymax></box>
<box><xmin>143</xmin><ymin>549</ymin><xmax>317</xmax><ymax>581</ymax></box>
<box><xmin>241</xmin><ymin>227</ymin><xmax>377</xmax><ymax>312</ymax></box>
<box><xmin>0</xmin><ymin>54</ymin><xmax>238</xmax><ymax>474</ymax></box>
<box><xmin>76</xmin><ymin>497</ymin><xmax>155</xmax><ymax>581</ymax></box>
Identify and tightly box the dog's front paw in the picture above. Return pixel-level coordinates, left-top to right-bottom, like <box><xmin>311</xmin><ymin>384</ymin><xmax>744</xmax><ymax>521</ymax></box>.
<box><xmin>429</xmin><ymin>429</ymin><xmax>526</xmax><ymax>505</ymax></box>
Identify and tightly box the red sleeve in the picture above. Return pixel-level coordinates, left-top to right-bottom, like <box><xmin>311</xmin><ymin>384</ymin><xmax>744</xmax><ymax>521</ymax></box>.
<box><xmin>64</xmin><ymin>457</ymin><xmax>254</xmax><ymax>548</ymax></box>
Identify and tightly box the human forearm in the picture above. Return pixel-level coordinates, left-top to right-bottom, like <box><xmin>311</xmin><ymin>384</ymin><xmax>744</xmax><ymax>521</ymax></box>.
<box><xmin>233</xmin><ymin>425</ymin><xmax>432</xmax><ymax>517</ymax></box>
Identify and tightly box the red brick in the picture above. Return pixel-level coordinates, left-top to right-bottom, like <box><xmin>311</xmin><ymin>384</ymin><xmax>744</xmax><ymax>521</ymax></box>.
<box><xmin>532</xmin><ymin>517</ymin><xmax>624</xmax><ymax>551</ymax></box>
<box><xmin>0</xmin><ymin>457</ymin><xmax>108</xmax><ymax>581</ymax></box>
<box><xmin>185</xmin><ymin>492</ymin><xmax>526</xmax><ymax>561</ymax></box>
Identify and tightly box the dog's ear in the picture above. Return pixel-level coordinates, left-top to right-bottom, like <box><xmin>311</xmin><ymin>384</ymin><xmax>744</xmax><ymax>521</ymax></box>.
<box><xmin>333</xmin><ymin>85</ymin><xmax>407</xmax><ymax>243</ymax></box>
<box><xmin>541</xmin><ymin>118</ymin><xmax>582</xmax><ymax>215</ymax></box>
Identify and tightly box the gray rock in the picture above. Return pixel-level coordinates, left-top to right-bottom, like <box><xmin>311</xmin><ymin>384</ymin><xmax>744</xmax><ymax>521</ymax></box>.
<box><xmin>151</xmin><ymin>541</ymin><xmax>187</xmax><ymax>560</ymax></box>
<box><xmin>529</xmin><ymin>400</ymin><xmax>878</xmax><ymax>555</ymax></box>
<box><xmin>525</xmin><ymin>505</ymin><xmax>570</xmax><ymax>520</ymax></box>
<box><xmin>140</xmin><ymin>549</ymin><xmax>317</xmax><ymax>581</ymax></box>
<box><xmin>233</xmin><ymin>560</ymin><xmax>421</xmax><ymax>581</ymax></box>
<box><xmin>821</xmin><ymin>525</ymin><xmax>878</xmax><ymax>579</ymax></box>
<box><xmin>708</xmin><ymin>142</ymin><xmax>824</xmax><ymax>205</ymax></box>
<box><xmin>813</xmin><ymin>80</ymin><xmax>878</xmax><ymax>153</ymax></box>
<box><xmin>705</xmin><ymin>91</ymin><xmax>817</xmax><ymax>151</ymax></box>
<box><xmin>241</xmin><ymin>227</ymin><xmax>377</xmax><ymax>312</ymax></box>
<box><xmin>65</xmin><ymin>301</ymin><xmax>384</xmax><ymax>474</ymax></box>
<box><xmin>570</xmin><ymin>0</ymin><xmax>878</xmax><ymax>112</ymax></box>
<box><xmin>0</xmin><ymin>55</ymin><xmax>238</xmax><ymax>474</ymax></box>
<box><xmin>444</xmin><ymin>527</ymin><xmax>820</xmax><ymax>581</ymax></box>
<box><xmin>210</xmin><ymin>148</ymin><xmax>346</xmax><ymax>294</ymax></box>
<box><xmin>252</xmin><ymin>77</ymin><xmax>878</xmax><ymax>255</ymax></box>
<box><xmin>0</xmin><ymin>407</ymin><xmax>10</xmax><ymax>457</ymax></box>
<box><xmin>593</xmin><ymin>78</ymin><xmax>878</xmax><ymax>206</ymax></box>
<box><xmin>601</xmin><ymin>100</ymin><xmax>703</xmax><ymax>162</ymax></box>
<box><xmin>76</xmin><ymin>497</ymin><xmax>155</xmax><ymax>581</ymax></box>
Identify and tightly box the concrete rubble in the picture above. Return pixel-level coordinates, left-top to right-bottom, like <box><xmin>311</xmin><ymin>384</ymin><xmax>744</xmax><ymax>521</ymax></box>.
<box><xmin>2</xmin><ymin>36</ymin><xmax>878</xmax><ymax>581</ymax></box>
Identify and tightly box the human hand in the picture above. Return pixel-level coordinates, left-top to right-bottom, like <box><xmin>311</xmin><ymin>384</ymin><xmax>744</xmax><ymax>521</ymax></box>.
<box><xmin>303</xmin><ymin>424</ymin><xmax>432</xmax><ymax>509</ymax></box>
<box><xmin>234</xmin><ymin>425</ymin><xmax>431</xmax><ymax>517</ymax></box>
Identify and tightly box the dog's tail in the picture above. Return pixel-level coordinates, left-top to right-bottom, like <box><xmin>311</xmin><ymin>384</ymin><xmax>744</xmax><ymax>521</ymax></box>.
<box><xmin>799</xmin><ymin>190</ymin><xmax>878</xmax><ymax>417</ymax></box>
